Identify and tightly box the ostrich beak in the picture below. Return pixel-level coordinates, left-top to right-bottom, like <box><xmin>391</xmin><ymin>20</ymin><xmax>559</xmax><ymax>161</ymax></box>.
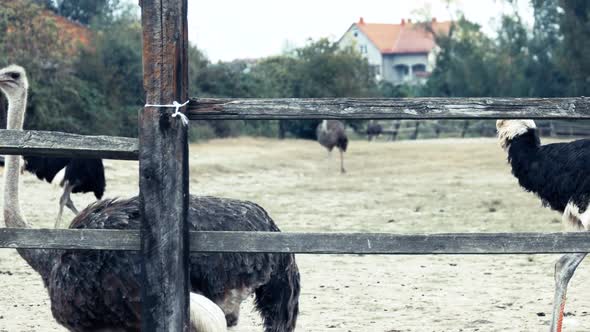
<box><xmin>0</xmin><ymin>78</ymin><xmax>15</xmax><ymax>87</ymax></box>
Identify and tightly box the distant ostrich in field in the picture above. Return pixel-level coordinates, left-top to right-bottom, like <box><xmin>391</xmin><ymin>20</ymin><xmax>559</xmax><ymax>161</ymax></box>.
<box><xmin>22</xmin><ymin>156</ymin><xmax>105</xmax><ymax>228</ymax></box>
<box><xmin>497</xmin><ymin>119</ymin><xmax>590</xmax><ymax>332</ymax></box>
<box><xmin>0</xmin><ymin>65</ymin><xmax>299</xmax><ymax>332</ymax></box>
<box><xmin>366</xmin><ymin>120</ymin><xmax>383</xmax><ymax>141</ymax></box>
<box><xmin>317</xmin><ymin>120</ymin><xmax>348</xmax><ymax>173</ymax></box>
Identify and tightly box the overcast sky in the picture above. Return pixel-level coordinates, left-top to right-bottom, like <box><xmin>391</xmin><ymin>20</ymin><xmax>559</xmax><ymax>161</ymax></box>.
<box><xmin>184</xmin><ymin>0</ymin><xmax>533</xmax><ymax>62</ymax></box>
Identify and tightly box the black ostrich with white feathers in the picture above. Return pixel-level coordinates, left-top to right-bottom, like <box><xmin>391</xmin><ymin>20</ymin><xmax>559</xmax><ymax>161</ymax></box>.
<box><xmin>1</xmin><ymin>65</ymin><xmax>300</xmax><ymax>332</ymax></box>
<box><xmin>22</xmin><ymin>156</ymin><xmax>105</xmax><ymax>227</ymax></box>
<box><xmin>497</xmin><ymin>119</ymin><xmax>590</xmax><ymax>332</ymax></box>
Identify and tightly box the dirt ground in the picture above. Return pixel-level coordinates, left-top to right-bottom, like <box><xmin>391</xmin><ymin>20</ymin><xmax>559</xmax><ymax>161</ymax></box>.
<box><xmin>0</xmin><ymin>137</ymin><xmax>588</xmax><ymax>332</ymax></box>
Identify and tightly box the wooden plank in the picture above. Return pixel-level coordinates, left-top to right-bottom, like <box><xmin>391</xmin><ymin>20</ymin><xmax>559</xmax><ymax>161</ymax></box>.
<box><xmin>188</xmin><ymin>97</ymin><xmax>590</xmax><ymax>120</ymax></box>
<box><xmin>140</xmin><ymin>0</ymin><xmax>190</xmax><ymax>331</ymax></box>
<box><xmin>0</xmin><ymin>130</ymin><xmax>138</xmax><ymax>160</ymax></box>
<box><xmin>0</xmin><ymin>228</ymin><xmax>139</xmax><ymax>250</ymax></box>
<box><xmin>2</xmin><ymin>229</ymin><xmax>590</xmax><ymax>254</ymax></box>
<box><xmin>191</xmin><ymin>232</ymin><xmax>590</xmax><ymax>254</ymax></box>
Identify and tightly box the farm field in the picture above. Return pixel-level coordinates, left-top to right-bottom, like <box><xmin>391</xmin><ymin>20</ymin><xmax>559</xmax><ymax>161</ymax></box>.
<box><xmin>0</xmin><ymin>136</ymin><xmax>587</xmax><ymax>332</ymax></box>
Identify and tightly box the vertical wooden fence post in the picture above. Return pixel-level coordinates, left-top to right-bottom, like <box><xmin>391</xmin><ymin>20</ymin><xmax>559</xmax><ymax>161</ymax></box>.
<box><xmin>412</xmin><ymin>121</ymin><xmax>420</xmax><ymax>140</ymax></box>
<box><xmin>139</xmin><ymin>0</ymin><xmax>190</xmax><ymax>331</ymax></box>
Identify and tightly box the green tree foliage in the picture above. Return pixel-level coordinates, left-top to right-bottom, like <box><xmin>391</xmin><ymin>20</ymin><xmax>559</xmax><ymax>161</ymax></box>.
<box><xmin>0</xmin><ymin>0</ymin><xmax>108</xmax><ymax>134</ymax></box>
<box><xmin>249</xmin><ymin>39</ymin><xmax>378</xmax><ymax>139</ymax></box>
<box><xmin>188</xmin><ymin>39</ymin><xmax>378</xmax><ymax>139</ymax></box>
<box><xmin>40</xmin><ymin>0</ymin><xmax>121</xmax><ymax>25</ymax></box>
<box><xmin>196</xmin><ymin>60</ymin><xmax>254</xmax><ymax>98</ymax></box>
<box><xmin>425</xmin><ymin>1</ymin><xmax>589</xmax><ymax>99</ymax></box>
<box><xmin>422</xmin><ymin>1</ymin><xmax>590</xmax><ymax>134</ymax></box>
<box><xmin>527</xmin><ymin>0</ymin><xmax>566</xmax><ymax>97</ymax></box>
<box><xmin>74</xmin><ymin>15</ymin><xmax>144</xmax><ymax>136</ymax></box>
<box><xmin>423</xmin><ymin>18</ymin><xmax>505</xmax><ymax>97</ymax></box>
<box><xmin>559</xmin><ymin>0</ymin><xmax>590</xmax><ymax>96</ymax></box>
<box><xmin>292</xmin><ymin>39</ymin><xmax>377</xmax><ymax>98</ymax></box>
<box><xmin>30</xmin><ymin>0</ymin><xmax>55</xmax><ymax>9</ymax></box>
<box><xmin>0</xmin><ymin>0</ymin><xmax>143</xmax><ymax>136</ymax></box>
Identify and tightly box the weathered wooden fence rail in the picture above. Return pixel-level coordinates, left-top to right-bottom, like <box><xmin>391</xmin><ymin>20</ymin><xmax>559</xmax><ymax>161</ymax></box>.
<box><xmin>1</xmin><ymin>98</ymin><xmax>590</xmax><ymax>160</ymax></box>
<box><xmin>188</xmin><ymin>97</ymin><xmax>590</xmax><ymax>120</ymax></box>
<box><xmin>0</xmin><ymin>130</ymin><xmax>138</xmax><ymax>159</ymax></box>
<box><xmin>1</xmin><ymin>228</ymin><xmax>590</xmax><ymax>254</ymax></box>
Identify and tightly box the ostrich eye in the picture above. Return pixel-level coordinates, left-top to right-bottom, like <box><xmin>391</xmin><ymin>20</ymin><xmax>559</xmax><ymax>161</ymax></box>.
<box><xmin>8</xmin><ymin>72</ymin><xmax>20</xmax><ymax>80</ymax></box>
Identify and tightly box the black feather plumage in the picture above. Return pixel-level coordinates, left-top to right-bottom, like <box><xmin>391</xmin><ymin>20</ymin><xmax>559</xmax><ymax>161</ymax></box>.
<box><xmin>23</xmin><ymin>156</ymin><xmax>69</xmax><ymax>183</ymax></box>
<box><xmin>20</xmin><ymin>196</ymin><xmax>300</xmax><ymax>332</ymax></box>
<box><xmin>505</xmin><ymin>128</ymin><xmax>590</xmax><ymax>213</ymax></box>
<box><xmin>23</xmin><ymin>156</ymin><xmax>105</xmax><ymax>199</ymax></box>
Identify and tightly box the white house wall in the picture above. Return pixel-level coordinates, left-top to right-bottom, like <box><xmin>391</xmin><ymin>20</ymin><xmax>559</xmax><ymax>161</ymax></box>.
<box><xmin>338</xmin><ymin>24</ymin><xmax>383</xmax><ymax>76</ymax></box>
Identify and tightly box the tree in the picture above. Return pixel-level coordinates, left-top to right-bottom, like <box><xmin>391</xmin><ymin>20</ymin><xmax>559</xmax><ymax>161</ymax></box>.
<box><xmin>74</xmin><ymin>15</ymin><xmax>144</xmax><ymax>136</ymax></box>
<box><xmin>55</xmin><ymin>0</ymin><xmax>120</xmax><ymax>25</ymax></box>
<box><xmin>423</xmin><ymin>18</ymin><xmax>502</xmax><ymax>97</ymax></box>
<box><xmin>0</xmin><ymin>0</ymin><xmax>107</xmax><ymax>134</ymax></box>
<box><xmin>558</xmin><ymin>0</ymin><xmax>590</xmax><ymax>96</ymax></box>
<box><xmin>250</xmin><ymin>39</ymin><xmax>378</xmax><ymax>139</ymax></box>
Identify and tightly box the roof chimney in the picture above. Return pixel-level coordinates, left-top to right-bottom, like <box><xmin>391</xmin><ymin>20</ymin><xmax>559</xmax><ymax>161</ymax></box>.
<box><xmin>408</xmin><ymin>19</ymin><xmax>412</xmax><ymax>24</ymax></box>
<box><xmin>401</xmin><ymin>19</ymin><xmax>406</xmax><ymax>25</ymax></box>
<box><xmin>359</xmin><ymin>17</ymin><xmax>365</xmax><ymax>25</ymax></box>
<box><xmin>432</xmin><ymin>17</ymin><xmax>437</xmax><ymax>23</ymax></box>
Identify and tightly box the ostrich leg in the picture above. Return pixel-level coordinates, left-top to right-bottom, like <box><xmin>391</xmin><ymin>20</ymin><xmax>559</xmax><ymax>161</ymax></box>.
<box><xmin>550</xmin><ymin>253</ymin><xmax>587</xmax><ymax>332</ymax></box>
<box><xmin>340</xmin><ymin>149</ymin><xmax>346</xmax><ymax>174</ymax></box>
<box><xmin>55</xmin><ymin>181</ymin><xmax>77</xmax><ymax>228</ymax></box>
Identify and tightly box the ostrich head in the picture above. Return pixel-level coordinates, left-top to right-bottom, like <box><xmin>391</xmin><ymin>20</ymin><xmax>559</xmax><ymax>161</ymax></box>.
<box><xmin>496</xmin><ymin>120</ymin><xmax>536</xmax><ymax>150</ymax></box>
<box><xmin>0</xmin><ymin>65</ymin><xmax>28</xmax><ymax>101</ymax></box>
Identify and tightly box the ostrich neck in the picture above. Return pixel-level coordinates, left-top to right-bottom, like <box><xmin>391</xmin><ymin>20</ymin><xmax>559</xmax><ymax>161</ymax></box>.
<box><xmin>2</xmin><ymin>89</ymin><xmax>53</xmax><ymax>284</ymax></box>
<box><xmin>3</xmin><ymin>91</ymin><xmax>28</xmax><ymax>228</ymax></box>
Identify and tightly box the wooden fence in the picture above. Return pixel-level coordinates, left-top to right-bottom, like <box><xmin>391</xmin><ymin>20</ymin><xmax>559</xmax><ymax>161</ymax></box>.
<box><xmin>2</xmin><ymin>1</ymin><xmax>590</xmax><ymax>331</ymax></box>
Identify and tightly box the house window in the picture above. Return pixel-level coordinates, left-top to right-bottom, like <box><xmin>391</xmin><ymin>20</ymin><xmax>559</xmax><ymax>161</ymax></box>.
<box><xmin>412</xmin><ymin>64</ymin><xmax>426</xmax><ymax>75</ymax></box>
<box><xmin>360</xmin><ymin>45</ymin><xmax>368</xmax><ymax>54</ymax></box>
<box><xmin>394</xmin><ymin>64</ymin><xmax>409</xmax><ymax>79</ymax></box>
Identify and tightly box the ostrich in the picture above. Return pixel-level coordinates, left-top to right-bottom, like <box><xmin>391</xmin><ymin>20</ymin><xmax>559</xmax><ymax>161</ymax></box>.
<box><xmin>366</xmin><ymin>120</ymin><xmax>383</xmax><ymax>141</ymax></box>
<box><xmin>497</xmin><ymin>119</ymin><xmax>590</xmax><ymax>332</ymax></box>
<box><xmin>21</xmin><ymin>156</ymin><xmax>105</xmax><ymax>228</ymax></box>
<box><xmin>0</xmin><ymin>64</ymin><xmax>299</xmax><ymax>332</ymax></box>
<box><xmin>316</xmin><ymin>119</ymin><xmax>348</xmax><ymax>173</ymax></box>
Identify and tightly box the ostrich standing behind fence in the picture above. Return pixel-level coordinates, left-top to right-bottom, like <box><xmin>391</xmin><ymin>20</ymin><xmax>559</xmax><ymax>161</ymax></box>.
<box><xmin>497</xmin><ymin>119</ymin><xmax>590</xmax><ymax>332</ymax></box>
<box><xmin>366</xmin><ymin>120</ymin><xmax>383</xmax><ymax>141</ymax></box>
<box><xmin>317</xmin><ymin>119</ymin><xmax>348</xmax><ymax>173</ymax></box>
<box><xmin>0</xmin><ymin>65</ymin><xmax>299</xmax><ymax>332</ymax></box>
<box><xmin>22</xmin><ymin>156</ymin><xmax>105</xmax><ymax>228</ymax></box>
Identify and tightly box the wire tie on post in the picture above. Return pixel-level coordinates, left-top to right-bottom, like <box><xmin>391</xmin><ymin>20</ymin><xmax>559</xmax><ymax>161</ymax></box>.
<box><xmin>145</xmin><ymin>100</ymin><xmax>190</xmax><ymax>126</ymax></box>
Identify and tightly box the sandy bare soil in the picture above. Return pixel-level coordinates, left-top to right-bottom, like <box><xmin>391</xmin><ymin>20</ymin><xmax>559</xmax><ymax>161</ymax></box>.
<box><xmin>0</xmin><ymin>137</ymin><xmax>588</xmax><ymax>332</ymax></box>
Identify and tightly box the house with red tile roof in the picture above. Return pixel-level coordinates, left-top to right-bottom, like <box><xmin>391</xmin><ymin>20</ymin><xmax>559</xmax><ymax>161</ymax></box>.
<box><xmin>338</xmin><ymin>17</ymin><xmax>451</xmax><ymax>84</ymax></box>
